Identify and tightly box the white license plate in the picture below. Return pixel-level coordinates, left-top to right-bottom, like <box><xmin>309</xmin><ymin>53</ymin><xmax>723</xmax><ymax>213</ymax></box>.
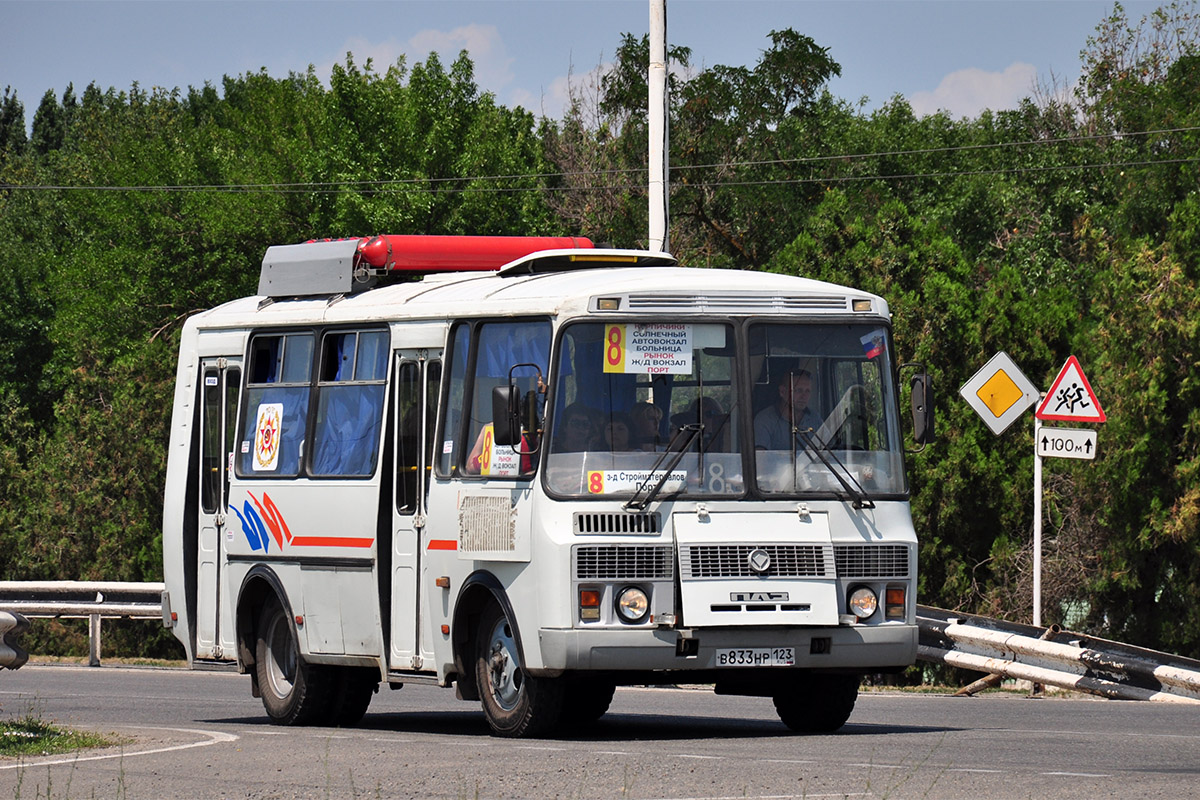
<box><xmin>714</xmin><ymin>647</ymin><xmax>795</xmax><ymax>667</ymax></box>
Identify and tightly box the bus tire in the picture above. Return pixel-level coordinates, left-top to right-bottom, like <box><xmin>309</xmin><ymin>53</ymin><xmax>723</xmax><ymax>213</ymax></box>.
<box><xmin>561</xmin><ymin>679</ymin><xmax>615</xmax><ymax>727</ymax></box>
<box><xmin>255</xmin><ymin>599</ymin><xmax>331</xmax><ymax>725</ymax></box>
<box><xmin>772</xmin><ymin>673</ymin><xmax>859</xmax><ymax>734</ymax></box>
<box><xmin>474</xmin><ymin>602</ymin><xmax>564</xmax><ymax>738</ymax></box>
<box><xmin>326</xmin><ymin>667</ymin><xmax>378</xmax><ymax>727</ymax></box>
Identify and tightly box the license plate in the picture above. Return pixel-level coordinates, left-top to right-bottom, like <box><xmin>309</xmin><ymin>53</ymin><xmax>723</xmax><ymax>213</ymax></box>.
<box><xmin>714</xmin><ymin>647</ymin><xmax>795</xmax><ymax>667</ymax></box>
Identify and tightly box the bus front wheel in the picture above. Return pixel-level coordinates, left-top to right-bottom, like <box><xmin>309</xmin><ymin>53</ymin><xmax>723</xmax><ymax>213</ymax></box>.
<box><xmin>474</xmin><ymin>602</ymin><xmax>564</xmax><ymax>737</ymax></box>
<box><xmin>772</xmin><ymin>673</ymin><xmax>859</xmax><ymax>734</ymax></box>
<box><xmin>255</xmin><ymin>599</ymin><xmax>331</xmax><ymax>725</ymax></box>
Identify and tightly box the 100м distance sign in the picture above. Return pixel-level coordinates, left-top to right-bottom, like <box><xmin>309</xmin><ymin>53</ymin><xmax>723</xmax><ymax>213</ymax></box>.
<box><xmin>1037</xmin><ymin>427</ymin><xmax>1097</xmax><ymax>460</ymax></box>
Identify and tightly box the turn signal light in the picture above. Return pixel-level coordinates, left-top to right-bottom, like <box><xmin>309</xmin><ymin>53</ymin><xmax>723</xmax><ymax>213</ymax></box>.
<box><xmin>885</xmin><ymin>586</ymin><xmax>906</xmax><ymax>620</ymax></box>
<box><xmin>580</xmin><ymin>589</ymin><xmax>601</xmax><ymax>621</ymax></box>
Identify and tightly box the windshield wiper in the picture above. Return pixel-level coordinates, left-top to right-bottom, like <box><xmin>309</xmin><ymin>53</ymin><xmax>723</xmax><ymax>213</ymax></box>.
<box><xmin>793</xmin><ymin>428</ymin><xmax>875</xmax><ymax>510</ymax></box>
<box><xmin>624</xmin><ymin>423</ymin><xmax>704</xmax><ymax>511</ymax></box>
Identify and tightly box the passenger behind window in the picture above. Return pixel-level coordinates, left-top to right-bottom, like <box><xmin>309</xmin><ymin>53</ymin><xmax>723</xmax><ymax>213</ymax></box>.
<box><xmin>554</xmin><ymin>402</ymin><xmax>597</xmax><ymax>452</ymax></box>
<box><xmin>602</xmin><ymin>413</ymin><xmax>634</xmax><ymax>452</ymax></box>
<box><xmin>630</xmin><ymin>402</ymin><xmax>664</xmax><ymax>450</ymax></box>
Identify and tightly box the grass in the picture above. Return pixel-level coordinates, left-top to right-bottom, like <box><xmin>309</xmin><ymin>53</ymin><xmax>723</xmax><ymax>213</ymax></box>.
<box><xmin>0</xmin><ymin>702</ymin><xmax>123</xmax><ymax>759</ymax></box>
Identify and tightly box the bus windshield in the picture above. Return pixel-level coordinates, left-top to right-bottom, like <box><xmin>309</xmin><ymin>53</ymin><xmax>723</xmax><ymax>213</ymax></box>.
<box><xmin>544</xmin><ymin>320</ymin><xmax>906</xmax><ymax>500</ymax></box>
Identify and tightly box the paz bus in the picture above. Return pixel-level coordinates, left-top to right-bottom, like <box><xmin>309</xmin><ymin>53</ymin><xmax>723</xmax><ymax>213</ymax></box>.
<box><xmin>161</xmin><ymin>234</ymin><xmax>933</xmax><ymax>737</ymax></box>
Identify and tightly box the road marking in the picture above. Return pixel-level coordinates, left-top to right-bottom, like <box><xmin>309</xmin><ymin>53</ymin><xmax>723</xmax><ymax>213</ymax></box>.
<box><xmin>948</xmin><ymin>768</ymin><xmax>1005</xmax><ymax>774</ymax></box>
<box><xmin>0</xmin><ymin>727</ymin><xmax>237</xmax><ymax>771</ymax></box>
<box><xmin>1043</xmin><ymin>771</ymin><xmax>1112</xmax><ymax>778</ymax></box>
<box><xmin>516</xmin><ymin>745</ymin><xmax>566</xmax><ymax>751</ymax></box>
<box><xmin>645</xmin><ymin>794</ymin><xmax>870</xmax><ymax>800</ymax></box>
<box><xmin>677</xmin><ymin>753</ymin><xmax>722</xmax><ymax>760</ymax></box>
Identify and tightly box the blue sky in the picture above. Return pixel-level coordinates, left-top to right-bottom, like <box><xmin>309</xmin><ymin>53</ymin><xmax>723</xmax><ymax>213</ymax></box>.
<box><xmin>2</xmin><ymin>0</ymin><xmax>1159</xmax><ymax>126</ymax></box>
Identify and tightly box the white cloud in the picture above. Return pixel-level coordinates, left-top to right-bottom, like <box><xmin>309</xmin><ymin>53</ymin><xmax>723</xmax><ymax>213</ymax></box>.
<box><xmin>315</xmin><ymin>25</ymin><xmax>513</xmax><ymax>90</ymax></box>
<box><xmin>406</xmin><ymin>24</ymin><xmax>514</xmax><ymax>88</ymax></box>
<box><xmin>908</xmin><ymin>62</ymin><xmax>1037</xmax><ymax>119</ymax></box>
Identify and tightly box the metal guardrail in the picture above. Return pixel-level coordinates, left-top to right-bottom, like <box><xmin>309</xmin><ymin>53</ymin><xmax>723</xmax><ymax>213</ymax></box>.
<box><xmin>917</xmin><ymin>604</ymin><xmax>1200</xmax><ymax>704</ymax></box>
<box><xmin>1</xmin><ymin>611</ymin><xmax>31</xmax><ymax>670</ymax></box>
<box><xmin>4</xmin><ymin>582</ymin><xmax>1200</xmax><ymax>701</ymax></box>
<box><xmin>0</xmin><ymin>581</ymin><xmax>164</xmax><ymax>667</ymax></box>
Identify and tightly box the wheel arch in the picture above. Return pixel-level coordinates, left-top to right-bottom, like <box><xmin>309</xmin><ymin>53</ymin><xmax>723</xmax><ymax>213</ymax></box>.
<box><xmin>450</xmin><ymin>571</ymin><xmax>522</xmax><ymax>702</ymax></box>
<box><xmin>236</xmin><ymin>565</ymin><xmax>295</xmax><ymax>690</ymax></box>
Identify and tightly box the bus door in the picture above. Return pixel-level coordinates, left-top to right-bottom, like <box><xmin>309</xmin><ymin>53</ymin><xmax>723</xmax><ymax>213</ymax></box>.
<box><xmin>196</xmin><ymin>356</ymin><xmax>241</xmax><ymax>660</ymax></box>
<box><xmin>390</xmin><ymin>352</ymin><xmax>442</xmax><ymax>670</ymax></box>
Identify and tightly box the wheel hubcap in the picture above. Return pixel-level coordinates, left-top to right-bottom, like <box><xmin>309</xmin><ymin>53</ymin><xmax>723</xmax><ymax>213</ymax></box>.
<box><xmin>486</xmin><ymin>618</ymin><xmax>522</xmax><ymax>710</ymax></box>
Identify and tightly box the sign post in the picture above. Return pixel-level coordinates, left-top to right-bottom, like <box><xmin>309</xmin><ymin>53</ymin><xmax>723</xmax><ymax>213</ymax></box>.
<box><xmin>961</xmin><ymin>353</ymin><xmax>1105</xmax><ymax>629</ymax></box>
<box><xmin>1031</xmin><ymin>356</ymin><xmax>1106</xmax><ymax>628</ymax></box>
<box><xmin>1033</xmin><ymin>413</ymin><xmax>1043</xmax><ymax>627</ymax></box>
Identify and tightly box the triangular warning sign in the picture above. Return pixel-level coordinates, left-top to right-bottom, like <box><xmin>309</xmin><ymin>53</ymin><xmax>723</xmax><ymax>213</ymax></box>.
<box><xmin>1036</xmin><ymin>355</ymin><xmax>1106</xmax><ymax>422</ymax></box>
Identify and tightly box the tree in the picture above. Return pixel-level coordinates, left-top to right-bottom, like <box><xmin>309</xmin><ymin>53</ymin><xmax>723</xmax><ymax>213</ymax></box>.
<box><xmin>0</xmin><ymin>86</ymin><xmax>26</xmax><ymax>158</ymax></box>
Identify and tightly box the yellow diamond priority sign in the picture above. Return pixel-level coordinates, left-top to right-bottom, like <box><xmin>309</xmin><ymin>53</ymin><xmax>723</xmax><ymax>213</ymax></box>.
<box><xmin>960</xmin><ymin>352</ymin><xmax>1040</xmax><ymax>435</ymax></box>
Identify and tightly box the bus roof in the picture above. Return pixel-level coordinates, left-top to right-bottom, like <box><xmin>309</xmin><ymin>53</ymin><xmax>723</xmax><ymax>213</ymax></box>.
<box><xmin>191</xmin><ymin>243</ymin><xmax>889</xmax><ymax>332</ymax></box>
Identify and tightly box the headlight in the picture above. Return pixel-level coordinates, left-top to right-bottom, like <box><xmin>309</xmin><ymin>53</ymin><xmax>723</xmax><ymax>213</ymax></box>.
<box><xmin>848</xmin><ymin>587</ymin><xmax>878</xmax><ymax>620</ymax></box>
<box><xmin>615</xmin><ymin>586</ymin><xmax>650</xmax><ymax>623</ymax></box>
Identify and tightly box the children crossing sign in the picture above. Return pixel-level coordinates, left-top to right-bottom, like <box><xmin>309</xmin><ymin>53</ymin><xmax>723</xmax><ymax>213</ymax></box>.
<box><xmin>1035</xmin><ymin>356</ymin><xmax>1106</xmax><ymax>423</ymax></box>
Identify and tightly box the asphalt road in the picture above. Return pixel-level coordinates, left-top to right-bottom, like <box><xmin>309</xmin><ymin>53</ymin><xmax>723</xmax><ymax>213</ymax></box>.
<box><xmin>2</xmin><ymin>664</ymin><xmax>1198</xmax><ymax>799</ymax></box>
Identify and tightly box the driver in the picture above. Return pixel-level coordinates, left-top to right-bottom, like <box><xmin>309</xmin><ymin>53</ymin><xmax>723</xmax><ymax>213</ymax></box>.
<box><xmin>754</xmin><ymin>370</ymin><xmax>820</xmax><ymax>450</ymax></box>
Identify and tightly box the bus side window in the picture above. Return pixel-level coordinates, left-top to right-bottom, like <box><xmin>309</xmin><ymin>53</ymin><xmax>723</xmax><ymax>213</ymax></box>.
<box><xmin>424</xmin><ymin>361</ymin><xmax>442</xmax><ymax>495</ymax></box>
<box><xmin>311</xmin><ymin>330</ymin><xmax>389</xmax><ymax>477</ymax></box>
<box><xmin>452</xmin><ymin>319</ymin><xmax>550</xmax><ymax>478</ymax></box>
<box><xmin>437</xmin><ymin>325</ymin><xmax>471</xmax><ymax>477</ymax></box>
<box><xmin>238</xmin><ymin>332</ymin><xmax>313</xmax><ymax>477</ymax></box>
<box><xmin>396</xmin><ymin>361</ymin><xmax>420</xmax><ymax>513</ymax></box>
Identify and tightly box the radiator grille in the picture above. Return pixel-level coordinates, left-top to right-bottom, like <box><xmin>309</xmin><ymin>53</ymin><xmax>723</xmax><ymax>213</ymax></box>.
<box><xmin>834</xmin><ymin>544</ymin><xmax>910</xmax><ymax>578</ymax></box>
<box><xmin>680</xmin><ymin>544</ymin><xmax>834</xmax><ymax>579</ymax></box>
<box><xmin>574</xmin><ymin>512</ymin><xmax>661</xmax><ymax>535</ymax></box>
<box><xmin>575</xmin><ymin>545</ymin><xmax>674</xmax><ymax>580</ymax></box>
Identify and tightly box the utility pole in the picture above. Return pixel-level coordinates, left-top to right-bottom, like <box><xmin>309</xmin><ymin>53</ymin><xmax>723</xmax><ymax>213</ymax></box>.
<box><xmin>648</xmin><ymin>0</ymin><xmax>669</xmax><ymax>252</ymax></box>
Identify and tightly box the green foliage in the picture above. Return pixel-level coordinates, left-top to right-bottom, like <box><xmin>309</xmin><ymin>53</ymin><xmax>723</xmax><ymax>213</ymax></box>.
<box><xmin>0</xmin><ymin>85</ymin><xmax>26</xmax><ymax>158</ymax></box>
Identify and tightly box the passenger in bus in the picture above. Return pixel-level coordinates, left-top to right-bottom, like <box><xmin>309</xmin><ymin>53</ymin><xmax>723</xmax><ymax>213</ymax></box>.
<box><xmin>555</xmin><ymin>402</ymin><xmax>597</xmax><ymax>452</ymax></box>
<box><xmin>754</xmin><ymin>370</ymin><xmax>820</xmax><ymax>450</ymax></box>
<box><xmin>602</xmin><ymin>413</ymin><xmax>634</xmax><ymax>452</ymax></box>
<box><xmin>630</xmin><ymin>402</ymin><xmax>664</xmax><ymax>450</ymax></box>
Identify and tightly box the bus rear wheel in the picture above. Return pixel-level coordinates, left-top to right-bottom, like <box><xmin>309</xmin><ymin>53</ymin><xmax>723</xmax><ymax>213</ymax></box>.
<box><xmin>256</xmin><ymin>599</ymin><xmax>331</xmax><ymax>725</ymax></box>
<box><xmin>772</xmin><ymin>673</ymin><xmax>859</xmax><ymax>734</ymax></box>
<box><xmin>474</xmin><ymin>602</ymin><xmax>564</xmax><ymax>737</ymax></box>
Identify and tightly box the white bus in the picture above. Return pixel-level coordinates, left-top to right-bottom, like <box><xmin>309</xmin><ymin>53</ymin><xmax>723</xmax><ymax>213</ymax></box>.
<box><xmin>161</xmin><ymin>234</ymin><xmax>933</xmax><ymax>737</ymax></box>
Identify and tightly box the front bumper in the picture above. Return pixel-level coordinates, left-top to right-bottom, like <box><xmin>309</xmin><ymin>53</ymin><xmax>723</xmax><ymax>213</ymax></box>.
<box><xmin>533</xmin><ymin>622</ymin><xmax>917</xmax><ymax>674</ymax></box>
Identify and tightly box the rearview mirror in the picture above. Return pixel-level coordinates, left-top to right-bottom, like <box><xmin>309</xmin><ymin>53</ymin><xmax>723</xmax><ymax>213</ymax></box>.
<box><xmin>491</xmin><ymin>385</ymin><xmax>520</xmax><ymax>446</ymax></box>
<box><xmin>910</xmin><ymin>372</ymin><xmax>935</xmax><ymax>445</ymax></box>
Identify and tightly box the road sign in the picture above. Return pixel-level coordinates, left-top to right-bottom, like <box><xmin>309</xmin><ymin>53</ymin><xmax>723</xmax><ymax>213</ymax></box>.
<box><xmin>1036</xmin><ymin>355</ymin><xmax>1106</xmax><ymax>422</ymax></box>
<box><xmin>960</xmin><ymin>352</ymin><xmax>1040</xmax><ymax>435</ymax></box>
<box><xmin>1037</xmin><ymin>427</ymin><xmax>1098</xmax><ymax>460</ymax></box>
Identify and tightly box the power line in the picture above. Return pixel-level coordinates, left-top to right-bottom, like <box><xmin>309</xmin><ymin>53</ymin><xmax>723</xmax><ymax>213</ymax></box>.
<box><xmin>1</xmin><ymin>125</ymin><xmax>1197</xmax><ymax>194</ymax></box>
